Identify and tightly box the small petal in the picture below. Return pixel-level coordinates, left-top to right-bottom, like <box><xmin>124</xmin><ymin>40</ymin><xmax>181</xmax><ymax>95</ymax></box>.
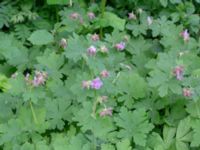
<box><xmin>87</xmin><ymin>45</ymin><xmax>97</xmax><ymax>56</ymax></box>
<box><xmin>173</xmin><ymin>66</ymin><xmax>184</xmax><ymax>80</ymax></box>
<box><xmin>70</xmin><ymin>12</ymin><xmax>80</xmax><ymax>19</ymax></box>
<box><xmin>115</xmin><ymin>42</ymin><xmax>126</xmax><ymax>51</ymax></box>
<box><xmin>91</xmin><ymin>33</ymin><xmax>99</xmax><ymax>41</ymax></box>
<box><xmin>100</xmin><ymin>70</ymin><xmax>109</xmax><ymax>78</ymax></box>
<box><xmin>180</xmin><ymin>29</ymin><xmax>190</xmax><ymax>42</ymax></box>
<box><xmin>183</xmin><ymin>88</ymin><xmax>192</xmax><ymax>97</ymax></box>
<box><xmin>100</xmin><ymin>45</ymin><xmax>108</xmax><ymax>53</ymax></box>
<box><xmin>99</xmin><ymin>107</ymin><xmax>113</xmax><ymax>117</ymax></box>
<box><xmin>128</xmin><ymin>12</ymin><xmax>136</xmax><ymax>20</ymax></box>
<box><xmin>82</xmin><ymin>80</ymin><xmax>91</xmax><ymax>89</ymax></box>
<box><xmin>87</xmin><ymin>12</ymin><xmax>95</xmax><ymax>20</ymax></box>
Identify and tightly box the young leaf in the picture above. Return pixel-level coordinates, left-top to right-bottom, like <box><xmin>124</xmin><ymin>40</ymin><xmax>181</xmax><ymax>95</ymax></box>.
<box><xmin>28</xmin><ymin>30</ymin><xmax>54</xmax><ymax>45</ymax></box>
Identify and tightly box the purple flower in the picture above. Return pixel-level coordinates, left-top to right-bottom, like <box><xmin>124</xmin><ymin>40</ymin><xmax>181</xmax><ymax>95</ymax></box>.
<box><xmin>128</xmin><ymin>12</ymin><xmax>136</xmax><ymax>20</ymax></box>
<box><xmin>180</xmin><ymin>29</ymin><xmax>189</xmax><ymax>42</ymax></box>
<box><xmin>87</xmin><ymin>12</ymin><xmax>95</xmax><ymax>20</ymax></box>
<box><xmin>115</xmin><ymin>42</ymin><xmax>126</xmax><ymax>51</ymax></box>
<box><xmin>87</xmin><ymin>45</ymin><xmax>97</xmax><ymax>56</ymax></box>
<box><xmin>91</xmin><ymin>77</ymin><xmax>103</xmax><ymax>89</ymax></box>
<box><xmin>99</xmin><ymin>107</ymin><xmax>113</xmax><ymax>117</ymax></box>
<box><xmin>173</xmin><ymin>66</ymin><xmax>184</xmax><ymax>80</ymax></box>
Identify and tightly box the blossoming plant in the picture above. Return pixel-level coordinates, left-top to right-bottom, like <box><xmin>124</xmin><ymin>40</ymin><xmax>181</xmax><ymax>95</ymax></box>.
<box><xmin>0</xmin><ymin>0</ymin><xmax>200</xmax><ymax>149</ymax></box>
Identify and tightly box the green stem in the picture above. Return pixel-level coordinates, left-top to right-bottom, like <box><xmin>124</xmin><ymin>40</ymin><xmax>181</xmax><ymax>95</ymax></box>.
<box><xmin>30</xmin><ymin>101</ymin><xmax>38</xmax><ymax>124</ymax></box>
<box><xmin>100</xmin><ymin>0</ymin><xmax>107</xmax><ymax>39</ymax></box>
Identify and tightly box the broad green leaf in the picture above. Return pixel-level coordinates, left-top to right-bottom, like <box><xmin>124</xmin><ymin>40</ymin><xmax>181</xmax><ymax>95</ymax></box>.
<box><xmin>114</xmin><ymin>107</ymin><xmax>154</xmax><ymax>146</ymax></box>
<box><xmin>176</xmin><ymin>117</ymin><xmax>191</xmax><ymax>141</ymax></box>
<box><xmin>117</xmin><ymin>71</ymin><xmax>147</xmax><ymax>99</ymax></box>
<box><xmin>28</xmin><ymin>30</ymin><xmax>54</xmax><ymax>45</ymax></box>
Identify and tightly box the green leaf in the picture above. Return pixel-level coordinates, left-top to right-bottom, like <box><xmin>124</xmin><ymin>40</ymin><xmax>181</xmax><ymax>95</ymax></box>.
<box><xmin>186</xmin><ymin>101</ymin><xmax>200</xmax><ymax>118</ymax></box>
<box><xmin>64</xmin><ymin>33</ymin><xmax>88</xmax><ymax>62</ymax></box>
<box><xmin>47</xmin><ymin>0</ymin><xmax>69</xmax><ymax>5</ymax></box>
<box><xmin>116</xmin><ymin>139</ymin><xmax>132</xmax><ymax>150</ymax></box>
<box><xmin>101</xmin><ymin>144</ymin><xmax>115</xmax><ymax>150</ymax></box>
<box><xmin>28</xmin><ymin>30</ymin><xmax>54</xmax><ymax>45</ymax></box>
<box><xmin>191</xmin><ymin>119</ymin><xmax>200</xmax><ymax>147</ymax></box>
<box><xmin>73</xmin><ymin>102</ymin><xmax>115</xmax><ymax>139</ymax></box>
<box><xmin>37</xmin><ymin>52</ymin><xmax>64</xmax><ymax>79</ymax></box>
<box><xmin>114</xmin><ymin>107</ymin><xmax>154</xmax><ymax>146</ymax></box>
<box><xmin>45</xmin><ymin>98</ymin><xmax>72</xmax><ymax>130</ymax></box>
<box><xmin>176</xmin><ymin>117</ymin><xmax>191</xmax><ymax>141</ymax></box>
<box><xmin>117</xmin><ymin>71</ymin><xmax>147</xmax><ymax>99</ymax></box>
<box><xmin>160</xmin><ymin>0</ymin><xmax>168</xmax><ymax>7</ymax></box>
<box><xmin>100</xmin><ymin>12</ymin><xmax>125</xmax><ymax>31</ymax></box>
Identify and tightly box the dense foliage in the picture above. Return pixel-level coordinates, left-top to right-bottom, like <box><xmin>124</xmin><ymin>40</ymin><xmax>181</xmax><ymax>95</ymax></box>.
<box><xmin>0</xmin><ymin>0</ymin><xmax>200</xmax><ymax>149</ymax></box>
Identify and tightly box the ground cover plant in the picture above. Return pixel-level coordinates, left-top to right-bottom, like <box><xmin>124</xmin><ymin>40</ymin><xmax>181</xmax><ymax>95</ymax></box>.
<box><xmin>0</xmin><ymin>0</ymin><xmax>200</xmax><ymax>149</ymax></box>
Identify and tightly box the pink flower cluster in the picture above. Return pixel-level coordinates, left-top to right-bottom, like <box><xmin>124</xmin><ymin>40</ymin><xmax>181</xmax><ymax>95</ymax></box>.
<box><xmin>25</xmin><ymin>71</ymin><xmax>48</xmax><ymax>87</ymax></box>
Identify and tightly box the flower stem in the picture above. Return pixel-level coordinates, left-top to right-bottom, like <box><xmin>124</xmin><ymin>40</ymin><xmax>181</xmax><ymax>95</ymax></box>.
<box><xmin>30</xmin><ymin>101</ymin><xmax>38</xmax><ymax>124</ymax></box>
<box><xmin>100</xmin><ymin>0</ymin><xmax>107</xmax><ymax>39</ymax></box>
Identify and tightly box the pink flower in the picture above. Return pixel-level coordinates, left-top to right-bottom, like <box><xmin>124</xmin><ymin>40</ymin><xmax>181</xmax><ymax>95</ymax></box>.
<box><xmin>100</xmin><ymin>70</ymin><xmax>109</xmax><ymax>78</ymax></box>
<box><xmin>99</xmin><ymin>107</ymin><xmax>113</xmax><ymax>117</ymax></box>
<box><xmin>180</xmin><ymin>29</ymin><xmax>189</xmax><ymax>42</ymax></box>
<box><xmin>70</xmin><ymin>12</ymin><xmax>80</xmax><ymax>19</ymax></box>
<box><xmin>115</xmin><ymin>42</ymin><xmax>126</xmax><ymax>51</ymax></box>
<box><xmin>173</xmin><ymin>66</ymin><xmax>184</xmax><ymax>80</ymax></box>
<box><xmin>147</xmin><ymin>16</ymin><xmax>153</xmax><ymax>25</ymax></box>
<box><xmin>87</xmin><ymin>12</ymin><xmax>95</xmax><ymax>20</ymax></box>
<box><xmin>32</xmin><ymin>71</ymin><xmax>48</xmax><ymax>87</ymax></box>
<box><xmin>100</xmin><ymin>45</ymin><xmax>108</xmax><ymax>53</ymax></box>
<box><xmin>128</xmin><ymin>12</ymin><xmax>136</xmax><ymax>20</ymax></box>
<box><xmin>60</xmin><ymin>38</ymin><xmax>67</xmax><ymax>49</ymax></box>
<box><xmin>91</xmin><ymin>33</ymin><xmax>99</xmax><ymax>41</ymax></box>
<box><xmin>82</xmin><ymin>80</ymin><xmax>91</xmax><ymax>89</ymax></box>
<box><xmin>87</xmin><ymin>45</ymin><xmax>97</xmax><ymax>56</ymax></box>
<box><xmin>91</xmin><ymin>77</ymin><xmax>103</xmax><ymax>89</ymax></box>
<box><xmin>183</xmin><ymin>88</ymin><xmax>192</xmax><ymax>97</ymax></box>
